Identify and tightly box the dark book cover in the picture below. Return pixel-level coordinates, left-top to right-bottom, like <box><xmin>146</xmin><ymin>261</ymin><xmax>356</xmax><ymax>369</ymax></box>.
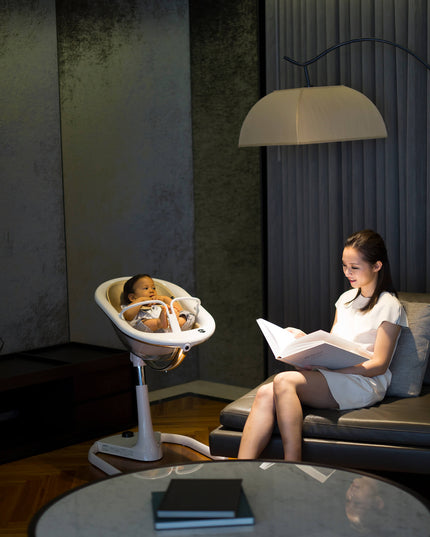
<box><xmin>155</xmin><ymin>478</ymin><xmax>243</xmax><ymax>519</ymax></box>
<box><xmin>152</xmin><ymin>490</ymin><xmax>255</xmax><ymax>530</ymax></box>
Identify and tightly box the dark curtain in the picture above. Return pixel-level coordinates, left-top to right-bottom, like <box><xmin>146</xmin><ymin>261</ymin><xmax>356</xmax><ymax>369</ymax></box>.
<box><xmin>265</xmin><ymin>0</ymin><xmax>430</xmax><ymax>374</ymax></box>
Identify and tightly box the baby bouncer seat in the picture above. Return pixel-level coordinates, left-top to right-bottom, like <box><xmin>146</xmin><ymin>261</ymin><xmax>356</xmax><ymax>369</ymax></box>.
<box><xmin>89</xmin><ymin>277</ymin><xmax>219</xmax><ymax>475</ymax></box>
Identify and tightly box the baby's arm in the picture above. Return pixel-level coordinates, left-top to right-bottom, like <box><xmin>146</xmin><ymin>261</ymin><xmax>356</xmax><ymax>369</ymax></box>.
<box><xmin>123</xmin><ymin>297</ymin><xmax>168</xmax><ymax>331</ymax></box>
<box><xmin>122</xmin><ymin>297</ymin><xmax>147</xmax><ymax>321</ymax></box>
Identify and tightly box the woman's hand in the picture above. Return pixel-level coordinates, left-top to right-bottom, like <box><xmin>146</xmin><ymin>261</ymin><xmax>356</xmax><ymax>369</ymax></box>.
<box><xmin>286</xmin><ymin>327</ymin><xmax>306</xmax><ymax>339</ymax></box>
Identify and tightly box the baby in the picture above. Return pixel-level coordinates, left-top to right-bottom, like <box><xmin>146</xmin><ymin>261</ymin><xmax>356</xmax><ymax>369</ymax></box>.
<box><xmin>122</xmin><ymin>274</ymin><xmax>195</xmax><ymax>333</ymax></box>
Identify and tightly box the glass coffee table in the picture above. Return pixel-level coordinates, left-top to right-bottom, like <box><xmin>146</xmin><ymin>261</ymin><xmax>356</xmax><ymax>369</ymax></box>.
<box><xmin>29</xmin><ymin>460</ymin><xmax>429</xmax><ymax>536</ymax></box>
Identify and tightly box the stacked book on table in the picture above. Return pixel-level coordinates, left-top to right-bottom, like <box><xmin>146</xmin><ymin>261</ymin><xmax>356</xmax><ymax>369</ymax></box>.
<box><xmin>152</xmin><ymin>478</ymin><xmax>255</xmax><ymax>530</ymax></box>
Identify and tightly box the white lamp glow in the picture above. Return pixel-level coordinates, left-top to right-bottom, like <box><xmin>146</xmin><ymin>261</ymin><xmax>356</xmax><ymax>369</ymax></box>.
<box><xmin>239</xmin><ymin>85</ymin><xmax>387</xmax><ymax>147</ymax></box>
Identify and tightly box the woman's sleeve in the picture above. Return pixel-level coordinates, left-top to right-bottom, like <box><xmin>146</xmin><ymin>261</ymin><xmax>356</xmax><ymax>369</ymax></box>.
<box><xmin>377</xmin><ymin>296</ymin><xmax>408</xmax><ymax>327</ymax></box>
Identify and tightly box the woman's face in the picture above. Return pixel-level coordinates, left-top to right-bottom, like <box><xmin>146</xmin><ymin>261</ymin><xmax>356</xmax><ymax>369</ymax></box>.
<box><xmin>342</xmin><ymin>247</ymin><xmax>381</xmax><ymax>297</ymax></box>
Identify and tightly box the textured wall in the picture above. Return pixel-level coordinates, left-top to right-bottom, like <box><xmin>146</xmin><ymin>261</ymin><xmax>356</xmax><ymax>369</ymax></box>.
<box><xmin>0</xmin><ymin>1</ymin><xmax>263</xmax><ymax>390</ymax></box>
<box><xmin>57</xmin><ymin>0</ymin><xmax>197</xmax><ymax>387</ymax></box>
<box><xmin>0</xmin><ymin>1</ymin><xmax>68</xmax><ymax>355</ymax></box>
<box><xmin>190</xmin><ymin>0</ymin><xmax>264</xmax><ymax>387</ymax></box>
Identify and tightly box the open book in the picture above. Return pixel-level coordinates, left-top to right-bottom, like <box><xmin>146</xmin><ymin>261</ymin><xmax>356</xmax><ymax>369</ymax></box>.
<box><xmin>257</xmin><ymin>318</ymin><xmax>371</xmax><ymax>369</ymax></box>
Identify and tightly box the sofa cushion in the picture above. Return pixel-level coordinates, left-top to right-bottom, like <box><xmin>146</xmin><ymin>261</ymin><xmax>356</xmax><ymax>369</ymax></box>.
<box><xmin>387</xmin><ymin>301</ymin><xmax>430</xmax><ymax>397</ymax></box>
<box><xmin>219</xmin><ymin>379</ymin><xmax>430</xmax><ymax>448</ymax></box>
<box><xmin>398</xmin><ymin>292</ymin><xmax>430</xmax><ymax>385</ymax></box>
<box><xmin>300</xmin><ymin>387</ymin><xmax>430</xmax><ymax>447</ymax></box>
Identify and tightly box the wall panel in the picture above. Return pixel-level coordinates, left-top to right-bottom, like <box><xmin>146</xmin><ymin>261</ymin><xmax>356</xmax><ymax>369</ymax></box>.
<box><xmin>190</xmin><ymin>0</ymin><xmax>264</xmax><ymax>387</ymax></box>
<box><xmin>57</xmin><ymin>0</ymin><xmax>197</xmax><ymax>388</ymax></box>
<box><xmin>0</xmin><ymin>1</ymin><xmax>67</xmax><ymax>354</ymax></box>
<box><xmin>0</xmin><ymin>1</ymin><xmax>264</xmax><ymax>390</ymax></box>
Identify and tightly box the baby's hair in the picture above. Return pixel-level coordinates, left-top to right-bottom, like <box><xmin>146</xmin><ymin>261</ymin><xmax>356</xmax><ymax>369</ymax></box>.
<box><xmin>345</xmin><ymin>229</ymin><xmax>397</xmax><ymax>312</ymax></box>
<box><xmin>122</xmin><ymin>274</ymin><xmax>152</xmax><ymax>304</ymax></box>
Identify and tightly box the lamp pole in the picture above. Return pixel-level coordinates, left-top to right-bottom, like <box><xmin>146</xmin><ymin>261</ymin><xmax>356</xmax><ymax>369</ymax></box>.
<box><xmin>283</xmin><ymin>37</ymin><xmax>430</xmax><ymax>87</ymax></box>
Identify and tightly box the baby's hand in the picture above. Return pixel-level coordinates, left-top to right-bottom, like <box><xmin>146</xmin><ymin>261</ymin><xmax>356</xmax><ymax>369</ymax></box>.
<box><xmin>133</xmin><ymin>296</ymin><xmax>151</xmax><ymax>304</ymax></box>
<box><xmin>172</xmin><ymin>302</ymin><xmax>181</xmax><ymax>315</ymax></box>
<box><xmin>158</xmin><ymin>296</ymin><xmax>181</xmax><ymax>315</ymax></box>
<box><xmin>157</xmin><ymin>295</ymin><xmax>172</xmax><ymax>305</ymax></box>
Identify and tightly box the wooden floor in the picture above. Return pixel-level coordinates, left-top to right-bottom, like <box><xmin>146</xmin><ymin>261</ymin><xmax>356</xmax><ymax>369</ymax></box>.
<box><xmin>1</xmin><ymin>394</ymin><xmax>429</xmax><ymax>536</ymax></box>
<box><xmin>0</xmin><ymin>395</ymin><xmax>227</xmax><ymax>537</ymax></box>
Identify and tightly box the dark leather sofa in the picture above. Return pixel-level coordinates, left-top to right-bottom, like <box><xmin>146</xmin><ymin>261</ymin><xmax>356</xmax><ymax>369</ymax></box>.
<box><xmin>210</xmin><ymin>292</ymin><xmax>430</xmax><ymax>474</ymax></box>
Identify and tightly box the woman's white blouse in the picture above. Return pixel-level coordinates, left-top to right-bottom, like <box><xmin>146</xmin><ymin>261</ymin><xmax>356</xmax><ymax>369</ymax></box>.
<box><xmin>332</xmin><ymin>289</ymin><xmax>408</xmax><ymax>356</ymax></box>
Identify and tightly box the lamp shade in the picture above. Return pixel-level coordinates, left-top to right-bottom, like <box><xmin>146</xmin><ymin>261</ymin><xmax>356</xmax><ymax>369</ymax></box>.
<box><xmin>238</xmin><ymin>85</ymin><xmax>387</xmax><ymax>146</ymax></box>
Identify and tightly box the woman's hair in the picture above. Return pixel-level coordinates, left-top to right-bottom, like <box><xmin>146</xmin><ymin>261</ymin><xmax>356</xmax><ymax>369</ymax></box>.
<box><xmin>122</xmin><ymin>274</ymin><xmax>152</xmax><ymax>304</ymax></box>
<box><xmin>345</xmin><ymin>229</ymin><xmax>397</xmax><ymax>312</ymax></box>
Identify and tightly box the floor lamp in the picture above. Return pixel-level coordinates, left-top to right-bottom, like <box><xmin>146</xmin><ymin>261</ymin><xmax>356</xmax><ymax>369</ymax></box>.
<box><xmin>239</xmin><ymin>37</ymin><xmax>430</xmax><ymax>147</ymax></box>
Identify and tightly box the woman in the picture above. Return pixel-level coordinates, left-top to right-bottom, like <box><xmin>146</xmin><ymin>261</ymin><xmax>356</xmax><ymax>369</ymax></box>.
<box><xmin>238</xmin><ymin>230</ymin><xmax>407</xmax><ymax>461</ymax></box>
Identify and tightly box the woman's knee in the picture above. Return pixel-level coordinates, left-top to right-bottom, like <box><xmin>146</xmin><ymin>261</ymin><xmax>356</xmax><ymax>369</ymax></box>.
<box><xmin>273</xmin><ymin>371</ymin><xmax>301</xmax><ymax>393</ymax></box>
<box><xmin>253</xmin><ymin>382</ymin><xmax>274</xmax><ymax>407</ymax></box>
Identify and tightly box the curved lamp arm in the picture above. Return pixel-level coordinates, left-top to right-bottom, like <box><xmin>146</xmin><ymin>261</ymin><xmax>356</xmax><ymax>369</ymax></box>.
<box><xmin>283</xmin><ymin>37</ymin><xmax>430</xmax><ymax>87</ymax></box>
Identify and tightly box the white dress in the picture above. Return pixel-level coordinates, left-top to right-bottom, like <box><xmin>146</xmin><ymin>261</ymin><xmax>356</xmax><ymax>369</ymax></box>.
<box><xmin>318</xmin><ymin>290</ymin><xmax>408</xmax><ymax>410</ymax></box>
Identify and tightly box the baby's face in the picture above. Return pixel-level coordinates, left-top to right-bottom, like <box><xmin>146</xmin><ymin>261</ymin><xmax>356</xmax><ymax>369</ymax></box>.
<box><xmin>129</xmin><ymin>276</ymin><xmax>157</xmax><ymax>301</ymax></box>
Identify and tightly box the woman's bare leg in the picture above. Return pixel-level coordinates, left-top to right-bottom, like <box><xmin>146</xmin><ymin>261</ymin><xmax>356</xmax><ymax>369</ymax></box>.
<box><xmin>273</xmin><ymin>370</ymin><xmax>338</xmax><ymax>461</ymax></box>
<box><xmin>237</xmin><ymin>383</ymin><xmax>276</xmax><ymax>459</ymax></box>
<box><xmin>272</xmin><ymin>373</ymin><xmax>303</xmax><ymax>460</ymax></box>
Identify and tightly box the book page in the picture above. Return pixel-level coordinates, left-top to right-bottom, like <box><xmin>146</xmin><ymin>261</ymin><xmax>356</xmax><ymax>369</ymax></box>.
<box><xmin>257</xmin><ymin>319</ymin><xmax>371</xmax><ymax>369</ymax></box>
<box><xmin>281</xmin><ymin>343</ymin><xmax>366</xmax><ymax>369</ymax></box>
<box><xmin>256</xmin><ymin>319</ymin><xmax>295</xmax><ymax>357</ymax></box>
<box><xmin>281</xmin><ymin>330</ymin><xmax>369</xmax><ymax>357</ymax></box>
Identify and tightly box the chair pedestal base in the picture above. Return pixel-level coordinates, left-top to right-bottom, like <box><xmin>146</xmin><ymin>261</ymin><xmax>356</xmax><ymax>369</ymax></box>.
<box><xmin>88</xmin><ymin>357</ymin><xmax>225</xmax><ymax>475</ymax></box>
<box><xmin>91</xmin><ymin>429</ymin><xmax>162</xmax><ymax>462</ymax></box>
<box><xmin>88</xmin><ymin>431</ymin><xmax>220</xmax><ymax>475</ymax></box>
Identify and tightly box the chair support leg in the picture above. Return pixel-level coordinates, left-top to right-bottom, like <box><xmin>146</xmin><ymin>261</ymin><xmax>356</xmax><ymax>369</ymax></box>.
<box><xmin>88</xmin><ymin>353</ymin><xmax>225</xmax><ymax>475</ymax></box>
